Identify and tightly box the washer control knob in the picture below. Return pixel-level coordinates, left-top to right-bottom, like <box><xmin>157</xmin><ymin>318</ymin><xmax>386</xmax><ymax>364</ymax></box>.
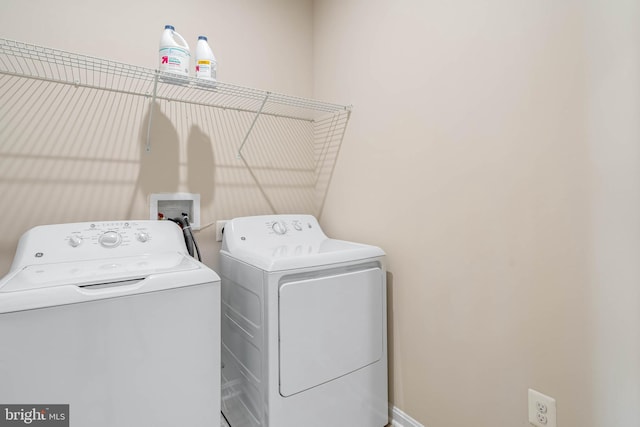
<box><xmin>272</xmin><ymin>221</ymin><xmax>287</xmax><ymax>235</ymax></box>
<box><xmin>136</xmin><ymin>232</ymin><xmax>149</xmax><ymax>243</ymax></box>
<box><xmin>69</xmin><ymin>235</ymin><xmax>83</xmax><ymax>247</ymax></box>
<box><xmin>293</xmin><ymin>222</ymin><xmax>302</xmax><ymax>231</ymax></box>
<box><xmin>99</xmin><ymin>231</ymin><xmax>121</xmax><ymax>248</ymax></box>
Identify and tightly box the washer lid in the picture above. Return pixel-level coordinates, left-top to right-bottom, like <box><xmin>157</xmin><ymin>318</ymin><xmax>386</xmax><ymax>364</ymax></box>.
<box><xmin>221</xmin><ymin>215</ymin><xmax>384</xmax><ymax>271</ymax></box>
<box><xmin>0</xmin><ymin>253</ymin><xmax>220</xmax><ymax>314</ymax></box>
<box><xmin>0</xmin><ymin>252</ymin><xmax>202</xmax><ymax>293</ymax></box>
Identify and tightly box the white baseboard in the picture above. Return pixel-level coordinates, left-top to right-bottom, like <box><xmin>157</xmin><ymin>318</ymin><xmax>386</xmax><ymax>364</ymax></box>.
<box><xmin>389</xmin><ymin>405</ymin><xmax>424</xmax><ymax>427</ymax></box>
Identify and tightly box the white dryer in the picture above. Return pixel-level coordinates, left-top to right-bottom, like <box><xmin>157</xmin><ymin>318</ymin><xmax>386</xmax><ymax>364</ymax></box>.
<box><xmin>220</xmin><ymin>215</ymin><xmax>387</xmax><ymax>427</ymax></box>
<box><xmin>0</xmin><ymin>220</ymin><xmax>220</xmax><ymax>427</ymax></box>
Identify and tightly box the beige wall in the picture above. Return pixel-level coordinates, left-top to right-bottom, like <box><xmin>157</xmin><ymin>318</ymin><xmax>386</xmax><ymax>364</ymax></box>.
<box><xmin>0</xmin><ymin>0</ymin><xmax>315</xmax><ymax>274</ymax></box>
<box><xmin>2</xmin><ymin>1</ymin><xmax>639</xmax><ymax>426</ymax></box>
<box><xmin>314</xmin><ymin>1</ymin><xmax>639</xmax><ymax>426</ymax></box>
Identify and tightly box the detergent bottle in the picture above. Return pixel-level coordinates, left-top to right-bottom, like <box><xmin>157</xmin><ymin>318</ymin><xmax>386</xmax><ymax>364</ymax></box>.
<box><xmin>195</xmin><ymin>36</ymin><xmax>217</xmax><ymax>81</ymax></box>
<box><xmin>159</xmin><ymin>25</ymin><xmax>190</xmax><ymax>77</ymax></box>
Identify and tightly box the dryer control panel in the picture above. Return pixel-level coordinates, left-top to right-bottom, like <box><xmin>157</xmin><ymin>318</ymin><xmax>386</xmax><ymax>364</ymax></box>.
<box><xmin>223</xmin><ymin>215</ymin><xmax>328</xmax><ymax>250</ymax></box>
<box><xmin>221</xmin><ymin>215</ymin><xmax>384</xmax><ymax>271</ymax></box>
<box><xmin>9</xmin><ymin>220</ymin><xmax>187</xmax><ymax>271</ymax></box>
<box><xmin>265</xmin><ymin>217</ymin><xmax>318</xmax><ymax>236</ymax></box>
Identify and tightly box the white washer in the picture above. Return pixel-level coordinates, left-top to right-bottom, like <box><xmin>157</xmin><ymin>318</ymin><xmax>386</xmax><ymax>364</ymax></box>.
<box><xmin>220</xmin><ymin>215</ymin><xmax>387</xmax><ymax>427</ymax></box>
<box><xmin>0</xmin><ymin>220</ymin><xmax>220</xmax><ymax>427</ymax></box>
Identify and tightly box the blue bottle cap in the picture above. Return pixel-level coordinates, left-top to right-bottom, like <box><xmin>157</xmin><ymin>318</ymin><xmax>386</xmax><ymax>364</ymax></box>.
<box><xmin>165</xmin><ymin>25</ymin><xmax>175</xmax><ymax>30</ymax></box>
<box><xmin>198</xmin><ymin>36</ymin><xmax>208</xmax><ymax>41</ymax></box>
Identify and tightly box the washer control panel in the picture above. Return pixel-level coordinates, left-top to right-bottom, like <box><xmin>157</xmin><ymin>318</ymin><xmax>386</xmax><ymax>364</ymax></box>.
<box><xmin>10</xmin><ymin>220</ymin><xmax>186</xmax><ymax>270</ymax></box>
<box><xmin>64</xmin><ymin>222</ymin><xmax>154</xmax><ymax>250</ymax></box>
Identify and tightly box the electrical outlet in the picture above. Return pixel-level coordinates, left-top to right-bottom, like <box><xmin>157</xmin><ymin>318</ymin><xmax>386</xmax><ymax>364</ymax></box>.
<box><xmin>216</xmin><ymin>220</ymin><xmax>228</xmax><ymax>242</ymax></box>
<box><xmin>528</xmin><ymin>389</ymin><xmax>556</xmax><ymax>427</ymax></box>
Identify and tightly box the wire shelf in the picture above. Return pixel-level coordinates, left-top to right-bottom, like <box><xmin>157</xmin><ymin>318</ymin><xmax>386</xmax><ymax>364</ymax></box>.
<box><xmin>0</xmin><ymin>37</ymin><xmax>350</xmax><ymax>122</ymax></box>
<box><xmin>0</xmin><ymin>37</ymin><xmax>351</xmax><ymax>217</ymax></box>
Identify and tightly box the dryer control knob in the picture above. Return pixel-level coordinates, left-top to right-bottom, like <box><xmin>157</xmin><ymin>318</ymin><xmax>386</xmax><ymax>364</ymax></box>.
<box><xmin>99</xmin><ymin>231</ymin><xmax>121</xmax><ymax>248</ymax></box>
<box><xmin>69</xmin><ymin>235</ymin><xmax>83</xmax><ymax>247</ymax></box>
<box><xmin>136</xmin><ymin>232</ymin><xmax>149</xmax><ymax>243</ymax></box>
<box><xmin>272</xmin><ymin>221</ymin><xmax>287</xmax><ymax>235</ymax></box>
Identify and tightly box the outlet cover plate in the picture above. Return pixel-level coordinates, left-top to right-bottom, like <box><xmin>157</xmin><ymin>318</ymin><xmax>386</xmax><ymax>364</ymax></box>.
<box><xmin>528</xmin><ymin>388</ymin><xmax>556</xmax><ymax>427</ymax></box>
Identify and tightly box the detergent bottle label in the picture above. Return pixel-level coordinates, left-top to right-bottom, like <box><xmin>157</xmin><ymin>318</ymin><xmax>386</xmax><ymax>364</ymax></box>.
<box><xmin>159</xmin><ymin>46</ymin><xmax>190</xmax><ymax>75</ymax></box>
<box><xmin>196</xmin><ymin>60</ymin><xmax>212</xmax><ymax>78</ymax></box>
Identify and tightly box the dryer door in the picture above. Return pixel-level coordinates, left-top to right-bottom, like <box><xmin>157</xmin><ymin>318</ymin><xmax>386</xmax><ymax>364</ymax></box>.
<box><xmin>278</xmin><ymin>267</ymin><xmax>384</xmax><ymax>397</ymax></box>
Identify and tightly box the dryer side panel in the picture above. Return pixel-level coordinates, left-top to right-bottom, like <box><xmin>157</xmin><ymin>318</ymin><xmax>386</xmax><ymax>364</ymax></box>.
<box><xmin>278</xmin><ymin>267</ymin><xmax>384</xmax><ymax>397</ymax></box>
<box><xmin>220</xmin><ymin>256</ymin><xmax>266</xmax><ymax>427</ymax></box>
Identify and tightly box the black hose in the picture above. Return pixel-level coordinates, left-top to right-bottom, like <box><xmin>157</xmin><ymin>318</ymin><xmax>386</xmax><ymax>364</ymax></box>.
<box><xmin>168</xmin><ymin>215</ymin><xmax>197</xmax><ymax>259</ymax></box>
<box><xmin>182</xmin><ymin>214</ymin><xmax>202</xmax><ymax>262</ymax></box>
